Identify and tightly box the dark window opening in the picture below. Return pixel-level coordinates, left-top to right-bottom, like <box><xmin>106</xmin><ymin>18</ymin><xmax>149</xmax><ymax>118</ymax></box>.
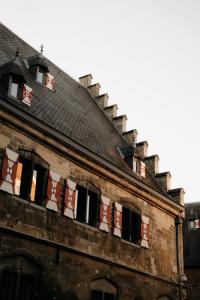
<box><xmin>76</xmin><ymin>185</ymin><xmax>99</xmax><ymax>227</ymax></box>
<box><xmin>122</xmin><ymin>207</ymin><xmax>140</xmax><ymax>244</ymax></box>
<box><xmin>0</xmin><ymin>269</ymin><xmax>37</xmax><ymax>300</ymax></box>
<box><xmin>91</xmin><ymin>290</ymin><xmax>115</xmax><ymax>300</ymax></box>
<box><xmin>15</xmin><ymin>156</ymin><xmax>48</xmax><ymax>206</ymax></box>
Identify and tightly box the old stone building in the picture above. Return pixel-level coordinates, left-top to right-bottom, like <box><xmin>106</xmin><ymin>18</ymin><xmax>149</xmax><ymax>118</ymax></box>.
<box><xmin>0</xmin><ymin>23</ymin><xmax>186</xmax><ymax>299</ymax></box>
<box><xmin>183</xmin><ymin>202</ymin><xmax>200</xmax><ymax>299</ymax></box>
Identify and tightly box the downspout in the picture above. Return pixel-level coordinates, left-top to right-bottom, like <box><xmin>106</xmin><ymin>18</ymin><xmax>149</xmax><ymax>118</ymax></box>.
<box><xmin>175</xmin><ymin>216</ymin><xmax>185</xmax><ymax>300</ymax></box>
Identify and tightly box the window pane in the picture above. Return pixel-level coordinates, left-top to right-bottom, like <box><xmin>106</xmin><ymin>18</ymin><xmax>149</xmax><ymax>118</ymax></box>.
<box><xmin>34</xmin><ymin>164</ymin><xmax>47</xmax><ymax>206</ymax></box>
<box><xmin>36</xmin><ymin>68</ymin><xmax>44</xmax><ymax>84</ymax></box>
<box><xmin>122</xmin><ymin>207</ymin><xmax>131</xmax><ymax>241</ymax></box>
<box><xmin>91</xmin><ymin>290</ymin><xmax>103</xmax><ymax>300</ymax></box>
<box><xmin>0</xmin><ymin>270</ymin><xmax>17</xmax><ymax>300</ymax></box>
<box><xmin>105</xmin><ymin>292</ymin><xmax>115</xmax><ymax>300</ymax></box>
<box><xmin>18</xmin><ymin>274</ymin><xmax>35</xmax><ymax>300</ymax></box>
<box><xmin>19</xmin><ymin>158</ymin><xmax>33</xmax><ymax>200</ymax></box>
<box><xmin>88</xmin><ymin>191</ymin><xmax>99</xmax><ymax>227</ymax></box>
<box><xmin>76</xmin><ymin>185</ymin><xmax>87</xmax><ymax>223</ymax></box>
<box><xmin>10</xmin><ymin>82</ymin><xmax>19</xmax><ymax>98</ymax></box>
<box><xmin>15</xmin><ymin>162</ymin><xmax>23</xmax><ymax>195</ymax></box>
<box><xmin>131</xmin><ymin>212</ymin><xmax>140</xmax><ymax>244</ymax></box>
<box><xmin>30</xmin><ymin>169</ymin><xmax>37</xmax><ymax>201</ymax></box>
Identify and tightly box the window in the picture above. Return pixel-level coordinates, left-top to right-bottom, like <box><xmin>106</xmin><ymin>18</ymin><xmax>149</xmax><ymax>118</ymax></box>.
<box><xmin>76</xmin><ymin>185</ymin><xmax>99</xmax><ymax>227</ymax></box>
<box><xmin>91</xmin><ymin>290</ymin><xmax>115</xmax><ymax>300</ymax></box>
<box><xmin>122</xmin><ymin>207</ymin><xmax>140</xmax><ymax>244</ymax></box>
<box><xmin>0</xmin><ymin>269</ymin><xmax>36</xmax><ymax>300</ymax></box>
<box><xmin>10</xmin><ymin>80</ymin><xmax>19</xmax><ymax>98</ymax></box>
<box><xmin>90</xmin><ymin>279</ymin><xmax>117</xmax><ymax>300</ymax></box>
<box><xmin>133</xmin><ymin>160</ymin><xmax>145</xmax><ymax>177</ymax></box>
<box><xmin>15</xmin><ymin>156</ymin><xmax>48</xmax><ymax>206</ymax></box>
<box><xmin>36</xmin><ymin>66</ymin><xmax>45</xmax><ymax>84</ymax></box>
<box><xmin>9</xmin><ymin>75</ymin><xmax>21</xmax><ymax>99</ymax></box>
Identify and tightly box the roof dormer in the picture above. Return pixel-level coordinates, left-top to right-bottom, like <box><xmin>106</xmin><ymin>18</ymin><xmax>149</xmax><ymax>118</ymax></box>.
<box><xmin>28</xmin><ymin>51</ymin><xmax>55</xmax><ymax>92</ymax></box>
<box><xmin>0</xmin><ymin>51</ymin><xmax>33</xmax><ymax>106</ymax></box>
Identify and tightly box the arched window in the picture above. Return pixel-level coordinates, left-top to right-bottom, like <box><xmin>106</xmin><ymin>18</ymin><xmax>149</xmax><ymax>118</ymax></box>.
<box><xmin>90</xmin><ymin>278</ymin><xmax>117</xmax><ymax>300</ymax></box>
<box><xmin>0</xmin><ymin>255</ymin><xmax>40</xmax><ymax>299</ymax></box>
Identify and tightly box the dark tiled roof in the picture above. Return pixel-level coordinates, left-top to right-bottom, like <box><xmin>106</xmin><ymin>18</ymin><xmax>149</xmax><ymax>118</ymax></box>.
<box><xmin>0</xmin><ymin>22</ymin><xmax>164</xmax><ymax>194</ymax></box>
<box><xmin>28</xmin><ymin>54</ymin><xmax>49</xmax><ymax>72</ymax></box>
<box><xmin>0</xmin><ymin>57</ymin><xmax>26</xmax><ymax>82</ymax></box>
<box><xmin>183</xmin><ymin>202</ymin><xmax>200</xmax><ymax>266</ymax></box>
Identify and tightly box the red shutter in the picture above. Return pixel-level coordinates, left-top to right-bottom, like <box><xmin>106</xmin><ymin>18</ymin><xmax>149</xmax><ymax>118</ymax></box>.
<box><xmin>99</xmin><ymin>196</ymin><xmax>110</xmax><ymax>232</ymax></box>
<box><xmin>64</xmin><ymin>179</ymin><xmax>77</xmax><ymax>219</ymax></box>
<box><xmin>194</xmin><ymin>219</ymin><xmax>200</xmax><ymax>229</ymax></box>
<box><xmin>46</xmin><ymin>170</ymin><xmax>61</xmax><ymax>212</ymax></box>
<box><xmin>0</xmin><ymin>147</ymin><xmax>19</xmax><ymax>194</ymax></box>
<box><xmin>45</xmin><ymin>73</ymin><xmax>56</xmax><ymax>91</ymax></box>
<box><xmin>141</xmin><ymin>215</ymin><xmax>150</xmax><ymax>248</ymax></box>
<box><xmin>22</xmin><ymin>84</ymin><xmax>33</xmax><ymax>106</ymax></box>
<box><xmin>113</xmin><ymin>202</ymin><xmax>122</xmax><ymax>237</ymax></box>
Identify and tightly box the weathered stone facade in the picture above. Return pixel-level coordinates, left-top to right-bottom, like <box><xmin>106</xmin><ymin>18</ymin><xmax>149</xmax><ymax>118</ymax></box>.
<box><xmin>0</xmin><ymin>23</ymin><xmax>185</xmax><ymax>300</ymax></box>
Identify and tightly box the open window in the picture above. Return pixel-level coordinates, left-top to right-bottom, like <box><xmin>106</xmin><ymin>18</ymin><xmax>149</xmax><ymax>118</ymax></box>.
<box><xmin>14</xmin><ymin>154</ymin><xmax>48</xmax><ymax>206</ymax></box>
<box><xmin>122</xmin><ymin>206</ymin><xmax>141</xmax><ymax>244</ymax></box>
<box><xmin>76</xmin><ymin>184</ymin><xmax>99</xmax><ymax>227</ymax></box>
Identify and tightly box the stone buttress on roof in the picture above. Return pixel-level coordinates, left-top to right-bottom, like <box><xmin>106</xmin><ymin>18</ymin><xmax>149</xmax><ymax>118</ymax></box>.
<box><xmin>0</xmin><ymin>22</ymin><xmax>184</xmax><ymax>204</ymax></box>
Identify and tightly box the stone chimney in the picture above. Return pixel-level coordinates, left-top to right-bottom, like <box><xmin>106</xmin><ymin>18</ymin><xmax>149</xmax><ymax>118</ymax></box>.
<box><xmin>144</xmin><ymin>155</ymin><xmax>159</xmax><ymax>175</ymax></box>
<box><xmin>95</xmin><ymin>93</ymin><xmax>109</xmax><ymax>109</ymax></box>
<box><xmin>104</xmin><ymin>104</ymin><xmax>118</xmax><ymax>120</ymax></box>
<box><xmin>113</xmin><ymin>115</ymin><xmax>127</xmax><ymax>134</ymax></box>
<box><xmin>122</xmin><ymin>129</ymin><xmax>138</xmax><ymax>145</ymax></box>
<box><xmin>168</xmin><ymin>188</ymin><xmax>185</xmax><ymax>206</ymax></box>
<box><xmin>136</xmin><ymin>141</ymin><xmax>148</xmax><ymax>158</ymax></box>
<box><xmin>79</xmin><ymin>74</ymin><xmax>93</xmax><ymax>88</ymax></box>
<box><xmin>87</xmin><ymin>83</ymin><xmax>101</xmax><ymax>98</ymax></box>
<box><xmin>155</xmin><ymin>171</ymin><xmax>171</xmax><ymax>193</ymax></box>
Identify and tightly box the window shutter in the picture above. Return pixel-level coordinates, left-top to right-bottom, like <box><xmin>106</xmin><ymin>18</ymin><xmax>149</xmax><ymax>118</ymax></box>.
<box><xmin>194</xmin><ymin>219</ymin><xmax>200</xmax><ymax>229</ymax></box>
<box><xmin>113</xmin><ymin>202</ymin><xmax>122</xmax><ymax>237</ymax></box>
<box><xmin>141</xmin><ymin>215</ymin><xmax>150</xmax><ymax>248</ymax></box>
<box><xmin>22</xmin><ymin>84</ymin><xmax>33</xmax><ymax>106</ymax></box>
<box><xmin>45</xmin><ymin>73</ymin><xmax>56</xmax><ymax>91</ymax></box>
<box><xmin>140</xmin><ymin>162</ymin><xmax>146</xmax><ymax>177</ymax></box>
<box><xmin>99</xmin><ymin>196</ymin><xmax>110</xmax><ymax>232</ymax></box>
<box><xmin>46</xmin><ymin>170</ymin><xmax>61</xmax><ymax>212</ymax></box>
<box><xmin>64</xmin><ymin>179</ymin><xmax>77</xmax><ymax>219</ymax></box>
<box><xmin>0</xmin><ymin>148</ymin><xmax>19</xmax><ymax>194</ymax></box>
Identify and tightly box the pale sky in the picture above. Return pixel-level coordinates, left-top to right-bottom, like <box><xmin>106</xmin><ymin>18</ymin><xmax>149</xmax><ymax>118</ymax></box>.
<box><xmin>1</xmin><ymin>0</ymin><xmax>200</xmax><ymax>203</ymax></box>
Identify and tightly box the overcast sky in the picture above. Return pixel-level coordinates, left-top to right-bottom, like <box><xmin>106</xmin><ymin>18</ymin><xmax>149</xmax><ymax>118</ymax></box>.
<box><xmin>1</xmin><ymin>0</ymin><xmax>200</xmax><ymax>203</ymax></box>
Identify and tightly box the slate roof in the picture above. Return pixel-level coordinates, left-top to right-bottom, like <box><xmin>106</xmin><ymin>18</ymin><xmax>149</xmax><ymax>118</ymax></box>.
<box><xmin>183</xmin><ymin>202</ymin><xmax>200</xmax><ymax>266</ymax></box>
<box><xmin>0</xmin><ymin>23</ymin><xmax>164</xmax><ymax>194</ymax></box>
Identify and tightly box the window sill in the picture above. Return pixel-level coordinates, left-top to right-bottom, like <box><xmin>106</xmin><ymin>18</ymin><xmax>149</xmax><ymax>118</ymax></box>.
<box><xmin>121</xmin><ymin>238</ymin><xmax>141</xmax><ymax>249</ymax></box>
<box><xmin>73</xmin><ymin>220</ymin><xmax>99</xmax><ymax>232</ymax></box>
<box><xmin>12</xmin><ymin>195</ymin><xmax>46</xmax><ymax>211</ymax></box>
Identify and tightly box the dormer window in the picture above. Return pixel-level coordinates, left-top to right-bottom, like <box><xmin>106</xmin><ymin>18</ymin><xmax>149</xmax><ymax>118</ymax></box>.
<box><xmin>10</xmin><ymin>77</ymin><xmax>20</xmax><ymax>99</ymax></box>
<box><xmin>0</xmin><ymin>56</ymin><xmax>33</xmax><ymax>106</ymax></box>
<box><xmin>36</xmin><ymin>66</ymin><xmax>45</xmax><ymax>84</ymax></box>
<box><xmin>28</xmin><ymin>53</ymin><xmax>56</xmax><ymax>92</ymax></box>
